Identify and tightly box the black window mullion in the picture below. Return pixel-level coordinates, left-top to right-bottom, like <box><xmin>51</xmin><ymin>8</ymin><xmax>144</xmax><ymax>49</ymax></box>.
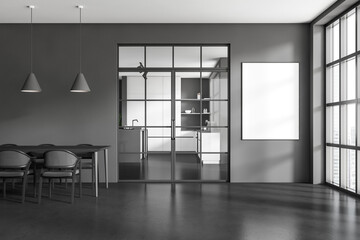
<box><xmin>355</xmin><ymin>7</ymin><xmax>358</xmax><ymax>193</ymax></box>
<box><xmin>339</xmin><ymin>17</ymin><xmax>342</xmax><ymax>187</ymax></box>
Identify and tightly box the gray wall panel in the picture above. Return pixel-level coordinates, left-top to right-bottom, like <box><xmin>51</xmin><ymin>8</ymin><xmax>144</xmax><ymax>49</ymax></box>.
<box><xmin>0</xmin><ymin>24</ymin><xmax>310</xmax><ymax>182</ymax></box>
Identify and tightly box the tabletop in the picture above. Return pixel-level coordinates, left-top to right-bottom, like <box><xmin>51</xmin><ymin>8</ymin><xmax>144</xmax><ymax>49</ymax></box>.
<box><xmin>0</xmin><ymin>145</ymin><xmax>110</xmax><ymax>154</ymax></box>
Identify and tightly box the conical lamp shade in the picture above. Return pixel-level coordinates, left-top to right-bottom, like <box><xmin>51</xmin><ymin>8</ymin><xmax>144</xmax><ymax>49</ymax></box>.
<box><xmin>21</xmin><ymin>72</ymin><xmax>41</xmax><ymax>92</ymax></box>
<box><xmin>71</xmin><ymin>73</ymin><xmax>91</xmax><ymax>92</ymax></box>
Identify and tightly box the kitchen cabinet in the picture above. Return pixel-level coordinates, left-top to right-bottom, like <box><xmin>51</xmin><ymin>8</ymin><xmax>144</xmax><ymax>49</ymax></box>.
<box><xmin>197</xmin><ymin>131</ymin><xmax>220</xmax><ymax>164</ymax></box>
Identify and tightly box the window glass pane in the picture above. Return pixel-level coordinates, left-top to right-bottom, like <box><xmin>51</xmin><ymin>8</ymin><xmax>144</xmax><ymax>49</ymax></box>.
<box><xmin>333</xmin><ymin>21</ymin><xmax>340</xmax><ymax>61</ymax></box>
<box><xmin>146</xmin><ymin>153</ymin><xmax>171</xmax><ymax>180</ymax></box>
<box><xmin>146</xmin><ymin>72</ymin><xmax>171</xmax><ymax>100</ymax></box>
<box><xmin>326</xmin><ymin>106</ymin><xmax>340</xmax><ymax>144</ymax></box>
<box><xmin>118</xmin><ymin>153</ymin><xmax>145</xmax><ymax>180</ymax></box>
<box><xmin>175</xmin><ymin>72</ymin><xmax>201</xmax><ymax>127</ymax></box>
<box><xmin>341</xmin><ymin>58</ymin><xmax>356</xmax><ymax>100</ymax></box>
<box><xmin>326</xmin><ymin>64</ymin><xmax>339</xmax><ymax>103</ymax></box>
<box><xmin>175</xmin><ymin>127</ymin><xmax>197</xmax><ymax>152</ymax></box>
<box><xmin>203</xmin><ymin>71</ymin><xmax>228</xmax><ymax>100</ymax></box>
<box><xmin>147</xmin><ymin>128</ymin><xmax>171</xmax><ymax>137</ymax></box>
<box><xmin>203</xmin><ymin>101</ymin><xmax>228</xmax><ymax>127</ymax></box>
<box><xmin>148</xmin><ymin>138</ymin><xmax>171</xmax><ymax>152</ymax></box>
<box><xmin>174</xmin><ymin>47</ymin><xmax>200</xmax><ymax>68</ymax></box>
<box><xmin>347</xmin><ymin>149</ymin><xmax>356</xmax><ymax>191</ymax></box>
<box><xmin>120</xmin><ymin>101</ymin><xmax>145</xmax><ymax>127</ymax></box>
<box><xmin>202</xmin><ymin>47</ymin><xmax>228</xmax><ymax>68</ymax></box>
<box><xmin>178</xmin><ymin>101</ymin><xmax>201</xmax><ymax>127</ymax></box>
<box><xmin>341</xmin><ymin>149</ymin><xmax>356</xmax><ymax>191</ymax></box>
<box><xmin>119</xmin><ymin>72</ymin><xmax>145</xmax><ymax>99</ymax></box>
<box><xmin>175</xmin><ymin>72</ymin><xmax>201</xmax><ymax>99</ymax></box>
<box><xmin>146</xmin><ymin>47</ymin><xmax>172</xmax><ymax>67</ymax></box>
<box><xmin>341</xmin><ymin>104</ymin><xmax>356</xmax><ymax>146</ymax></box>
<box><xmin>146</xmin><ymin>101</ymin><xmax>171</xmax><ymax>126</ymax></box>
<box><xmin>119</xmin><ymin>47</ymin><xmax>144</xmax><ymax>68</ymax></box>
<box><xmin>346</xmin><ymin>11</ymin><xmax>356</xmax><ymax>55</ymax></box>
<box><xmin>200</xmin><ymin>128</ymin><xmax>228</xmax><ymax>154</ymax></box>
<box><xmin>328</xmin><ymin>147</ymin><xmax>340</xmax><ymax>186</ymax></box>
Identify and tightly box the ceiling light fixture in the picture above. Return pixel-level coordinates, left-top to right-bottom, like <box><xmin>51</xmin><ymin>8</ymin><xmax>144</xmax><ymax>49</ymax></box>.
<box><xmin>71</xmin><ymin>5</ymin><xmax>90</xmax><ymax>93</ymax></box>
<box><xmin>21</xmin><ymin>5</ymin><xmax>41</xmax><ymax>93</ymax></box>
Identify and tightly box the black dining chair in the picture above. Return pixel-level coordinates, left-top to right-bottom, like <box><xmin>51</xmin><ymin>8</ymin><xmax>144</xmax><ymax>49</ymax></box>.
<box><xmin>0</xmin><ymin>150</ymin><xmax>32</xmax><ymax>203</ymax></box>
<box><xmin>29</xmin><ymin>144</ymin><xmax>56</xmax><ymax>195</ymax></box>
<box><xmin>38</xmin><ymin>150</ymin><xmax>82</xmax><ymax>204</ymax></box>
<box><xmin>0</xmin><ymin>144</ymin><xmax>19</xmax><ymax>189</ymax></box>
<box><xmin>77</xmin><ymin>144</ymin><xmax>95</xmax><ymax>188</ymax></box>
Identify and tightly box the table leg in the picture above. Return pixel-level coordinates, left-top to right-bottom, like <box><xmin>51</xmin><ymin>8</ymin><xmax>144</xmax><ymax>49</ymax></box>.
<box><xmin>93</xmin><ymin>151</ymin><xmax>98</xmax><ymax>197</ymax></box>
<box><xmin>104</xmin><ymin>149</ymin><xmax>108</xmax><ymax>189</ymax></box>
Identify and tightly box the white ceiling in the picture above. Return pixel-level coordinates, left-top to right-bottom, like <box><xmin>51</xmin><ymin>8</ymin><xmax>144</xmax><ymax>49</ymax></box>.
<box><xmin>0</xmin><ymin>0</ymin><xmax>337</xmax><ymax>23</ymax></box>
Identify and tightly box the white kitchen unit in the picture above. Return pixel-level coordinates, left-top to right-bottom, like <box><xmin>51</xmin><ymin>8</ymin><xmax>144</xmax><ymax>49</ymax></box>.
<box><xmin>197</xmin><ymin>132</ymin><xmax>220</xmax><ymax>164</ymax></box>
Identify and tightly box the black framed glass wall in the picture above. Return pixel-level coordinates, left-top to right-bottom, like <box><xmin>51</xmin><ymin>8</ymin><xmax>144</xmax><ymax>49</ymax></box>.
<box><xmin>117</xmin><ymin>44</ymin><xmax>230</xmax><ymax>182</ymax></box>
<box><xmin>326</xmin><ymin>5</ymin><xmax>360</xmax><ymax>193</ymax></box>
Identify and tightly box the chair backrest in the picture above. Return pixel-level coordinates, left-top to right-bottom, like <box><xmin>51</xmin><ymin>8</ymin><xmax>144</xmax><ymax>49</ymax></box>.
<box><xmin>1</xmin><ymin>144</ymin><xmax>18</xmax><ymax>147</ymax></box>
<box><xmin>0</xmin><ymin>150</ymin><xmax>31</xmax><ymax>168</ymax></box>
<box><xmin>39</xmin><ymin>144</ymin><xmax>55</xmax><ymax>147</ymax></box>
<box><xmin>44</xmin><ymin>150</ymin><xmax>78</xmax><ymax>168</ymax></box>
<box><xmin>77</xmin><ymin>144</ymin><xmax>93</xmax><ymax>158</ymax></box>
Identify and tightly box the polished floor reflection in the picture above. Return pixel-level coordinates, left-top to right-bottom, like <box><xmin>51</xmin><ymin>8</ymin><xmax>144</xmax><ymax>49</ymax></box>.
<box><xmin>0</xmin><ymin>183</ymin><xmax>359</xmax><ymax>240</ymax></box>
<box><xmin>118</xmin><ymin>153</ymin><xmax>227</xmax><ymax>180</ymax></box>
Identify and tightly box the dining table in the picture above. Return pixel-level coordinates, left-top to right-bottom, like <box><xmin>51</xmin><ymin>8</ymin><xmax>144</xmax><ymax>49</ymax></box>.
<box><xmin>0</xmin><ymin>145</ymin><xmax>110</xmax><ymax>197</ymax></box>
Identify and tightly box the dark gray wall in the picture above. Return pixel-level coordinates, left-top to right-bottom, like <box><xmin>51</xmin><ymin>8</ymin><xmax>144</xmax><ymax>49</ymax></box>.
<box><xmin>0</xmin><ymin>24</ymin><xmax>310</xmax><ymax>182</ymax></box>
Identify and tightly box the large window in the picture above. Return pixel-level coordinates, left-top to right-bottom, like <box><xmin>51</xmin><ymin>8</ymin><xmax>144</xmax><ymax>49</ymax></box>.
<box><xmin>326</xmin><ymin>7</ymin><xmax>359</xmax><ymax>193</ymax></box>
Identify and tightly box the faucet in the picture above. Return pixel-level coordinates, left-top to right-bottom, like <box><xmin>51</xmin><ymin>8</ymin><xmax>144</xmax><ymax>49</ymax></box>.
<box><xmin>132</xmin><ymin>119</ymin><xmax>138</xmax><ymax>126</ymax></box>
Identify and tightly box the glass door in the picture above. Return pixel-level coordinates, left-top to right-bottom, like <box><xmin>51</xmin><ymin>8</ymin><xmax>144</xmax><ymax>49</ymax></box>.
<box><xmin>118</xmin><ymin>70</ymin><xmax>172</xmax><ymax>180</ymax></box>
<box><xmin>174</xmin><ymin>71</ymin><xmax>228</xmax><ymax>181</ymax></box>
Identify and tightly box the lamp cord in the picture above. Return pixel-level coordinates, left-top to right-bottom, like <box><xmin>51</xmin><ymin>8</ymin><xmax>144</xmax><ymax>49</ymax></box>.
<box><xmin>30</xmin><ymin>7</ymin><xmax>33</xmax><ymax>73</ymax></box>
<box><xmin>79</xmin><ymin>7</ymin><xmax>82</xmax><ymax>73</ymax></box>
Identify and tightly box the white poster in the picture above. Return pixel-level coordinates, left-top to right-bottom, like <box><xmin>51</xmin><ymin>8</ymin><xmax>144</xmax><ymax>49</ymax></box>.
<box><xmin>242</xmin><ymin>63</ymin><xmax>299</xmax><ymax>140</ymax></box>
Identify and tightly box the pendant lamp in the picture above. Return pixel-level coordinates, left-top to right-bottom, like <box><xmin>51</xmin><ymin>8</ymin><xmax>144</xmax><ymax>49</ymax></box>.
<box><xmin>71</xmin><ymin>5</ymin><xmax>90</xmax><ymax>92</ymax></box>
<box><xmin>21</xmin><ymin>5</ymin><xmax>41</xmax><ymax>93</ymax></box>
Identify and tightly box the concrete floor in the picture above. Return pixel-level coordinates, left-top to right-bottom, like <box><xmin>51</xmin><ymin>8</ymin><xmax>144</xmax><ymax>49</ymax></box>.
<box><xmin>0</xmin><ymin>183</ymin><xmax>359</xmax><ymax>240</ymax></box>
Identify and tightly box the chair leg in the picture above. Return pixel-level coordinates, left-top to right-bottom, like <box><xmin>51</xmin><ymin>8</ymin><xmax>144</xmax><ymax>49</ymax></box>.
<box><xmin>2</xmin><ymin>179</ymin><xmax>5</xmax><ymax>198</ymax></box>
<box><xmin>92</xmin><ymin>166</ymin><xmax>95</xmax><ymax>189</ymax></box>
<box><xmin>38</xmin><ymin>177</ymin><xmax>43</xmax><ymax>204</ymax></box>
<box><xmin>22</xmin><ymin>177</ymin><xmax>27</xmax><ymax>203</ymax></box>
<box><xmin>33</xmin><ymin>165</ymin><xmax>37</xmax><ymax>197</ymax></box>
<box><xmin>79</xmin><ymin>174</ymin><xmax>82</xmax><ymax>198</ymax></box>
<box><xmin>49</xmin><ymin>179</ymin><xmax>52</xmax><ymax>199</ymax></box>
<box><xmin>71</xmin><ymin>176</ymin><xmax>75</xmax><ymax>204</ymax></box>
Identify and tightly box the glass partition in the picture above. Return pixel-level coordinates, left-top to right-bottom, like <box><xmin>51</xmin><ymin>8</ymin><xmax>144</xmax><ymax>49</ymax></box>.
<box><xmin>118</xmin><ymin>45</ymin><xmax>229</xmax><ymax>182</ymax></box>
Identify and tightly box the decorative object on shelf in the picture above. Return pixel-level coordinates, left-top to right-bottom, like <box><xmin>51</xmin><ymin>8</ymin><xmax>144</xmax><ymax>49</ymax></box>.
<box><xmin>21</xmin><ymin>6</ymin><xmax>42</xmax><ymax>93</ymax></box>
<box><xmin>191</xmin><ymin>107</ymin><xmax>195</xmax><ymax>113</ymax></box>
<box><xmin>197</xmin><ymin>92</ymin><xmax>201</xmax><ymax>99</ymax></box>
<box><xmin>185</xmin><ymin>110</ymin><xmax>191</xmax><ymax>114</ymax></box>
<box><xmin>71</xmin><ymin>5</ymin><xmax>91</xmax><ymax>93</ymax></box>
<box><xmin>203</xmin><ymin>108</ymin><xmax>208</xmax><ymax>113</ymax></box>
